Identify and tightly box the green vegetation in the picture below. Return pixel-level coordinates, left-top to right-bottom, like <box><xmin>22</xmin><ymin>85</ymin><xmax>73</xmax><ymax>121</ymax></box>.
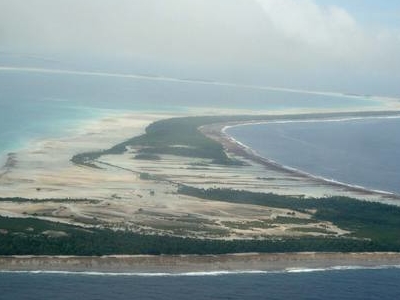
<box><xmin>9</xmin><ymin>111</ymin><xmax>400</xmax><ymax>255</ymax></box>
<box><xmin>0</xmin><ymin>215</ymin><xmax>387</xmax><ymax>255</ymax></box>
<box><xmin>290</xmin><ymin>227</ymin><xmax>335</xmax><ymax>234</ymax></box>
<box><xmin>71</xmin><ymin>110</ymin><xmax>400</xmax><ymax>167</ymax></box>
<box><xmin>70</xmin><ymin>152</ymin><xmax>103</xmax><ymax>168</ymax></box>
<box><xmin>1</xmin><ymin>186</ymin><xmax>400</xmax><ymax>254</ymax></box>
<box><xmin>72</xmin><ymin>116</ymin><xmax>236</xmax><ymax>165</ymax></box>
<box><xmin>0</xmin><ymin>198</ymin><xmax>99</xmax><ymax>204</ymax></box>
<box><xmin>178</xmin><ymin>186</ymin><xmax>400</xmax><ymax>248</ymax></box>
<box><xmin>274</xmin><ymin>216</ymin><xmax>318</xmax><ymax>225</ymax></box>
<box><xmin>0</xmin><ymin>216</ymin><xmax>87</xmax><ymax>235</ymax></box>
<box><xmin>139</xmin><ymin>172</ymin><xmax>164</xmax><ymax>181</ymax></box>
<box><xmin>133</xmin><ymin>153</ymin><xmax>161</xmax><ymax>160</ymax></box>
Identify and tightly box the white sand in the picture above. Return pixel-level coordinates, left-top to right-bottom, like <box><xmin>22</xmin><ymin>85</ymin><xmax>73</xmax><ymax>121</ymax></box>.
<box><xmin>0</xmin><ymin>109</ymin><xmax>396</xmax><ymax>239</ymax></box>
<box><xmin>0</xmin><ymin>112</ymin><xmax>169</xmax><ymax>199</ymax></box>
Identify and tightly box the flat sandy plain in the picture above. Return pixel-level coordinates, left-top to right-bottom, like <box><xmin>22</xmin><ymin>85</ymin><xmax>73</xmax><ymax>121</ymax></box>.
<box><xmin>1</xmin><ymin>109</ymin><xmax>400</xmax><ymax>240</ymax></box>
<box><xmin>2</xmin><ymin>106</ymin><xmax>400</xmax><ymax>270</ymax></box>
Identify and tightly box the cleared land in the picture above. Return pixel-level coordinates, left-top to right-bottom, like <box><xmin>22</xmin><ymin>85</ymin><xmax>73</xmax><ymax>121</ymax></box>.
<box><xmin>1</xmin><ymin>111</ymin><xmax>400</xmax><ymax>254</ymax></box>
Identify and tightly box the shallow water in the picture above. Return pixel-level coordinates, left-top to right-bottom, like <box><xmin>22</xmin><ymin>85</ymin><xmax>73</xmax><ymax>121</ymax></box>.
<box><xmin>0</xmin><ymin>71</ymin><xmax>379</xmax><ymax>164</ymax></box>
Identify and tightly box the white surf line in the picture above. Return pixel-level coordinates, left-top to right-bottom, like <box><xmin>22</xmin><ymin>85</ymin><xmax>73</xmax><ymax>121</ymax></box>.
<box><xmin>221</xmin><ymin>114</ymin><xmax>400</xmax><ymax>197</ymax></box>
<box><xmin>222</xmin><ymin>114</ymin><xmax>400</xmax><ymax>132</ymax></box>
<box><xmin>2</xmin><ymin>265</ymin><xmax>400</xmax><ymax>276</ymax></box>
<box><xmin>285</xmin><ymin>265</ymin><xmax>400</xmax><ymax>273</ymax></box>
<box><xmin>0</xmin><ymin>270</ymin><xmax>277</xmax><ymax>277</ymax></box>
<box><xmin>0</xmin><ymin>65</ymin><xmax>386</xmax><ymax>101</ymax></box>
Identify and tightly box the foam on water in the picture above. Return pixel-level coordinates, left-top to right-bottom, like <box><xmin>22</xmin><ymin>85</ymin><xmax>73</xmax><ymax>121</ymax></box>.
<box><xmin>2</xmin><ymin>265</ymin><xmax>400</xmax><ymax>277</ymax></box>
<box><xmin>0</xmin><ymin>270</ymin><xmax>274</xmax><ymax>277</ymax></box>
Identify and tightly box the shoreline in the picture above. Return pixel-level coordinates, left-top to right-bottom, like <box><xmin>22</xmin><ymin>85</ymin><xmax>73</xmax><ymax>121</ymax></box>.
<box><xmin>1</xmin><ymin>252</ymin><xmax>400</xmax><ymax>274</ymax></box>
<box><xmin>200</xmin><ymin>114</ymin><xmax>400</xmax><ymax>201</ymax></box>
<box><xmin>0</xmin><ymin>107</ymin><xmax>114</xmax><ymax>166</ymax></box>
<box><xmin>0</xmin><ymin>110</ymin><xmax>175</xmax><ymax>199</ymax></box>
<box><xmin>2</xmin><ymin>110</ymin><xmax>400</xmax><ymax>248</ymax></box>
<box><xmin>0</xmin><ymin>107</ymin><xmax>182</xmax><ymax>173</ymax></box>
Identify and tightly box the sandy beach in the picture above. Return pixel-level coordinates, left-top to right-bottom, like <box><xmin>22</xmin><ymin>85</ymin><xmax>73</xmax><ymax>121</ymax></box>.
<box><xmin>200</xmin><ymin>118</ymin><xmax>400</xmax><ymax>203</ymax></box>
<box><xmin>2</xmin><ymin>109</ymin><xmax>399</xmax><ymax>202</ymax></box>
<box><xmin>0</xmin><ymin>111</ymin><xmax>171</xmax><ymax>199</ymax></box>
<box><xmin>1</xmin><ymin>110</ymin><xmax>400</xmax><ymax>240</ymax></box>
<box><xmin>1</xmin><ymin>253</ymin><xmax>400</xmax><ymax>273</ymax></box>
<box><xmin>0</xmin><ymin>110</ymin><xmax>351</xmax><ymax>239</ymax></box>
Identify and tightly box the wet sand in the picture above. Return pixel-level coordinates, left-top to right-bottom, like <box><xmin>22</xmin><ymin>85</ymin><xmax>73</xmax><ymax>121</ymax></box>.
<box><xmin>199</xmin><ymin>119</ymin><xmax>400</xmax><ymax>202</ymax></box>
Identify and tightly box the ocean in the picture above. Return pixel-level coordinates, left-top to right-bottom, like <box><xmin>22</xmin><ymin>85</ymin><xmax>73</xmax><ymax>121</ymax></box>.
<box><xmin>0</xmin><ymin>69</ymin><xmax>380</xmax><ymax>165</ymax></box>
<box><xmin>0</xmin><ymin>69</ymin><xmax>397</xmax><ymax>298</ymax></box>
<box><xmin>226</xmin><ymin>116</ymin><xmax>400</xmax><ymax>195</ymax></box>
<box><xmin>1</xmin><ymin>268</ymin><xmax>400</xmax><ymax>300</ymax></box>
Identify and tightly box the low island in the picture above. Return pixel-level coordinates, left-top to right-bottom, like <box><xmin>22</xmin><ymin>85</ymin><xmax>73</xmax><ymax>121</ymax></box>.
<box><xmin>1</xmin><ymin>110</ymin><xmax>400</xmax><ymax>272</ymax></box>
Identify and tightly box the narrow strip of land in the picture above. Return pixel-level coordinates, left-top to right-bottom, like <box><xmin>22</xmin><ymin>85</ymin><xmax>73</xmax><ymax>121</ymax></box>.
<box><xmin>199</xmin><ymin>119</ymin><xmax>400</xmax><ymax>200</ymax></box>
<box><xmin>1</xmin><ymin>253</ymin><xmax>400</xmax><ymax>273</ymax></box>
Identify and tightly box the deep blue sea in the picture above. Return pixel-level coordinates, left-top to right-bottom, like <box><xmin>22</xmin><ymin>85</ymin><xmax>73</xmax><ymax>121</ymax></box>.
<box><xmin>227</xmin><ymin>116</ymin><xmax>400</xmax><ymax>195</ymax></box>
<box><xmin>1</xmin><ymin>268</ymin><xmax>400</xmax><ymax>300</ymax></box>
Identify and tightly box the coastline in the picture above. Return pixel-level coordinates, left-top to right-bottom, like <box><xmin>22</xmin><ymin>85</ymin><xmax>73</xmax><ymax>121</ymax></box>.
<box><xmin>3</xmin><ymin>109</ymin><xmax>400</xmax><ymax>202</ymax></box>
<box><xmin>0</xmin><ymin>111</ymin><xmax>174</xmax><ymax>199</ymax></box>
<box><xmin>1</xmin><ymin>253</ymin><xmax>400</xmax><ymax>274</ymax></box>
<box><xmin>199</xmin><ymin>115</ymin><xmax>400</xmax><ymax>202</ymax></box>
<box><xmin>2</xmin><ymin>110</ymin><xmax>400</xmax><ymax>249</ymax></box>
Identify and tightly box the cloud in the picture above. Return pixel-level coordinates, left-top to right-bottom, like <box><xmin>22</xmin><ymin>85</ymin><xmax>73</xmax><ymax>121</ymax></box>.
<box><xmin>254</xmin><ymin>0</ymin><xmax>373</xmax><ymax>65</ymax></box>
<box><xmin>256</xmin><ymin>0</ymin><xmax>358</xmax><ymax>48</ymax></box>
<box><xmin>0</xmin><ymin>0</ymin><xmax>399</xmax><ymax>94</ymax></box>
<box><xmin>0</xmin><ymin>0</ymin><xmax>266</xmax><ymax>63</ymax></box>
<box><xmin>253</xmin><ymin>0</ymin><xmax>400</xmax><ymax>90</ymax></box>
<box><xmin>0</xmin><ymin>0</ymin><xmax>396</xmax><ymax>62</ymax></box>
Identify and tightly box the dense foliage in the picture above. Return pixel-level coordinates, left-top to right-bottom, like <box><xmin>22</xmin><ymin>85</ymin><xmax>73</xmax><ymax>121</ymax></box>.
<box><xmin>178</xmin><ymin>186</ymin><xmax>400</xmax><ymax>247</ymax></box>
<box><xmin>1</xmin><ymin>187</ymin><xmax>400</xmax><ymax>254</ymax></box>
<box><xmin>14</xmin><ymin>111</ymin><xmax>400</xmax><ymax>255</ymax></box>
<box><xmin>0</xmin><ymin>216</ymin><xmax>390</xmax><ymax>255</ymax></box>
<box><xmin>72</xmin><ymin>111</ymin><xmax>399</xmax><ymax>166</ymax></box>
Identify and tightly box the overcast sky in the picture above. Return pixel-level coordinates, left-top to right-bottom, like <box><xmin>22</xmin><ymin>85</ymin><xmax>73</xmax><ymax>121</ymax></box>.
<box><xmin>1</xmin><ymin>0</ymin><xmax>399</xmax><ymax>95</ymax></box>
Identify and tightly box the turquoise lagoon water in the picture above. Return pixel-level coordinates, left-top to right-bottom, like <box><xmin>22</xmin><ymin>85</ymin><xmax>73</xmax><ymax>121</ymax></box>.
<box><xmin>0</xmin><ymin>70</ymin><xmax>380</xmax><ymax>164</ymax></box>
<box><xmin>0</xmin><ymin>92</ymin><xmax>107</xmax><ymax>166</ymax></box>
<box><xmin>0</xmin><ymin>69</ymin><xmax>398</xmax><ymax>300</ymax></box>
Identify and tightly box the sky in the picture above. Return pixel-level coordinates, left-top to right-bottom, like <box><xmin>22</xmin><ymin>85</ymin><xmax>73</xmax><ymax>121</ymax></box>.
<box><xmin>316</xmin><ymin>0</ymin><xmax>400</xmax><ymax>28</ymax></box>
<box><xmin>0</xmin><ymin>0</ymin><xmax>399</xmax><ymax>96</ymax></box>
